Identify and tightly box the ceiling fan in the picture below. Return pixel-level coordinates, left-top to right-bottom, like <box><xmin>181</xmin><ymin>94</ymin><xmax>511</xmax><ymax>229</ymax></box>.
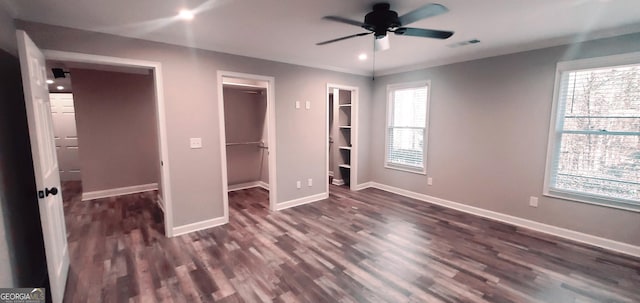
<box><xmin>317</xmin><ymin>2</ymin><xmax>454</xmax><ymax>50</ymax></box>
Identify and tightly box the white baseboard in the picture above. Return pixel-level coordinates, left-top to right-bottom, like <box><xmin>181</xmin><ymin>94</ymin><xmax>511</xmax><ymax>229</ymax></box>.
<box><xmin>275</xmin><ymin>192</ymin><xmax>328</xmax><ymax>211</ymax></box>
<box><xmin>82</xmin><ymin>183</ymin><xmax>158</xmax><ymax>201</ymax></box>
<box><xmin>156</xmin><ymin>195</ymin><xmax>165</xmax><ymax>213</ymax></box>
<box><xmin>172</xmin><ymin>216</ymin><xmax>228</xmax><ymax>237</ymax></box>
<box><xmin>228</xmin><ymin>181</ymin><xmax>269</xmax><ymax>192</ymax></box>
<box><xmin>352</xmin><ymin>181</ymin><xmax>374</xmax><ymax>191</ymax></box>
<box><xmin>332</xmin><ymin>179</ymin><xmax>345</xmax><ymax>186</ymax></box>
<box><xmin>361</xmin><ymin>182</ymin><xmax>640</xmax><ymax>258</ymax></box>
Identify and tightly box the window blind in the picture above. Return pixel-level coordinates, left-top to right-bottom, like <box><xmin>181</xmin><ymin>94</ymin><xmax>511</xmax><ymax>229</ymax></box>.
<box><xmin>549</xmin><ymin>64</ymin><xmax>640</xmax><ymax>205</ymax></box>
<box><xmin>386</xmin><ymin>85</ymin><xmax>429</xmax><ymax>171</ymax></box>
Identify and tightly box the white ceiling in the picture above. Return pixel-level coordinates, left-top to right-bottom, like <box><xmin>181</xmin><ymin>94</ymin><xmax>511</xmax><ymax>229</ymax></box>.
<box><xmin>6</xmin><ymin>0</ymin><xmax>640</xmax><ymax>75</ymax></box>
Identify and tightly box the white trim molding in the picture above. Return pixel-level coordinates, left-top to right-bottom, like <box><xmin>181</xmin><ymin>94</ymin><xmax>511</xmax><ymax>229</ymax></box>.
<box><xmin>326</xmin><ymin>83</ymin><xmax>359</xmax><ymax>193</ymax></box>
<box><xmin>275</xmin><ymin>192</ymin><xmax>328</xmax><ymax>211</ymax></box>
<box><xmin>216</xmin><ymin>70</ymin><xmax>278</xmax><ymax>220</ymax></box>
<box><xmin>81</xmin><ymin>183</ymin><xmax>158</xmax><ymax>201</ymax></box>
<box><xmin>228</xmin><ymin>181</ymin><xmax>269</xmax><ymax>192</ymax></box>
<box><xmin>359</xmin><ymin>182</ymin><xmax>640</xmax><ymax>258</ymax></box>
<box><xmin>172</xmin><ymin>216</ymin><xmax>228</xmax><ymax>237</ymax></box>
<box><xmin>352</xmin><ymin>181</ymin><xmax>374</xmax><ymax>191</ymax></box>
<box><xmin>157</xmin><ymin>195</ymin><xmax>166</xmax><ymax>213</ymax></box>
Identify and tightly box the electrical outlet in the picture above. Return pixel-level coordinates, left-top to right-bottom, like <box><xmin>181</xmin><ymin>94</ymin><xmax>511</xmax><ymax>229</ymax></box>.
<box><xmin>427</xmin><ymin>177</ymin><xmax>433</xmax><ymax>186</ymax></box>
<box><xmin>295</xmin><ymin>101</ymin><xmax>300</xmax><ymax>109</ymax></box>
<box><xmin>308</xmin><ymin>178</ymin><xmax>313</xmax><ymax>187</ymax></box>
<box><xmin>529</xmin><ymin>196</ymin><xmax>539</xmax><ymax>207</ymax></box>
<box><xmin>305</xmin><ymin>101</ymin><xmax>311</xmax><ymax>110</ymax></box>
<box><xmin>190</xmin><ymin>138</ymin><xmax>202</xmax><ymax>149</ymax></box>
<box><xmin>296</xmin><ymin>181</ymin><xmax>301</xmax><ymax>189</ymax></box>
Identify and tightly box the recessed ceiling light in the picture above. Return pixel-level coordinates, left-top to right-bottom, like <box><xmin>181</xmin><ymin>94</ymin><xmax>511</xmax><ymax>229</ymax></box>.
<box><xmin>56</xmin><ymin>86</ymin><xmax>64</xmax><ymax>90</ymax></box>
<box><xmin>358</xmin><ymin>53</ymin><xmax>368</xmax><ymax>61</ymax></box>
<box><xmin>46</xmin><ymin>79</ymin><xmax>54</xmax><ymax>84</ymax></box>
<box><xmin>178</xmin><ymin>9</ymin><xmax>195</xmax><ymax>20</ymax></box>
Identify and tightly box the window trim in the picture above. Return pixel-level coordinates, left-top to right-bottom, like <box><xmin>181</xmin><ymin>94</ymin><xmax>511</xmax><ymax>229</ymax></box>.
<box><xmin>543</xmin><ymin>51</ymin><xmax>640</xmax><ymax>212</ymax></box>
<box><xmin>384</xmin><ymin>80</ymin><xmax>431</xmax><ymax>175</ymax></box>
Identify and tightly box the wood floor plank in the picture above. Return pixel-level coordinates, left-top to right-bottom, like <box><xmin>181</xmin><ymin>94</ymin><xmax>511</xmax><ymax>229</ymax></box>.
<box><xmin>60</xmin><ymin>181</ymin><xmax>640</xmax><ymax>302</ymax></box>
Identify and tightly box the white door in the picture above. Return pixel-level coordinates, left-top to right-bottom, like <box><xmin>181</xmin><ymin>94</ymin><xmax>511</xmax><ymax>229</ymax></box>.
<box><xmin>50</xmin><ymin>93</ymin><xmax>81</xmax><ymax>181</ymax></box>
<box><xmin>16</xmin><ymin>30</ymin><xmax>69</xmax><ymax>303</ymax></box>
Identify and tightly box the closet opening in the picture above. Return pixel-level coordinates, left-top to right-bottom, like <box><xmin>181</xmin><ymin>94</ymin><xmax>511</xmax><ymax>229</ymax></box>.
<box><xmin>218</xmin><ymin>72</ymin><xmax>277</xmax><ymax>220</ymax></box>
<box><xmin>326</xmin><ymin>84</ymin><xmax>358</xmax><ymax>191</ymax></box>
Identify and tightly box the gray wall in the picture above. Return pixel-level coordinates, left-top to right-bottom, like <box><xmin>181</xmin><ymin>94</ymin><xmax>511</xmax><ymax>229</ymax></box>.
<box><xmin>223</xmin><ymin>87</ymin><xmax>268</xmax><ymax>185</ymax></box>
<box><xmin>369</xmin><ymin>32</ymin><xmax>640</xmax><ymax>246</ymax></box>
<box><xmin>17</xmin><ymin>21</ymin><xmax>373</xmax><ymax>227</ymax></box>
<box><xmin>71</xmin><ymin>68</ymin><xmax>160</xmax><ymax>193</ymax></box>
<box><xmin>0</xmin><ymin>7</ymin><xmax>47</xmax><ymax>287</ymax></box>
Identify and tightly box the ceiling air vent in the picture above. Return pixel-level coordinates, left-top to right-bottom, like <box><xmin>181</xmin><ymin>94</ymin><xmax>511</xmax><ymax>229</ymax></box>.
<box><xmin>447</xmin><ymin>39</ymin><xmax>480</xmax><ymax>48</ymax></box>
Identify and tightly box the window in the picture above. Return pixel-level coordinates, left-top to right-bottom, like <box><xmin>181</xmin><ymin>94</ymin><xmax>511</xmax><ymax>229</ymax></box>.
<box><xmin>545</xmin><ymin>53</ymin><xmax>640</xmax><ymax>211</ymax></box>
<box><xmin>385</xmin><ymin>81</ymin><xmax>430</xmax><ymax>174</ymax></box>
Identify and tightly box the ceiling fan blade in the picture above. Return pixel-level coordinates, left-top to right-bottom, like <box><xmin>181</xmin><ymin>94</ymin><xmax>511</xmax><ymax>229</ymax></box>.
<box><xmin>398</xmin><ymin>3</ymin><xmax>449</xmax><ymax>26</ymax></box>
<box><xmin>316</xmin><ymin>32</ymin><xmax>371</xmax><ymax>45</ymax></box>
<box><xmin>394</xmin><ymin>27</ymin><xmax>453</xmax><ymax>39</ymax></box>
<box><xmin>323</xmin><ymin>16</ymin><xmax>366</xmax><ymax>27</ymax></box>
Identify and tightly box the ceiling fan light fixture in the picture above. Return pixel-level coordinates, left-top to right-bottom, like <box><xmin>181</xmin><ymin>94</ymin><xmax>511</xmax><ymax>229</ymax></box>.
<box><xmin>358</xmin><ymin>53</ymin><xmax>368</xmax><ymax>60</ymax></box>
<box><xmin>374</xmin><ymin>35</ymin><xmax>390</xmax><ymax>52</ymax></box>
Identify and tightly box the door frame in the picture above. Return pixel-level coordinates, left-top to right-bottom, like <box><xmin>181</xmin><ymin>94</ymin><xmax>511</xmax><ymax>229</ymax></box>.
<box><xmin>216</xmin><ymin>70</ymin><xmax>277</xmax><ymax>217</ymax></box>
<box><xmin>326</xmin><ymin>83</ymin><xmax>359</xmax><ymax>193</ymax></box>
<box><xmin>43</xmin><ymin>50</ymin><xmax>176</xmax><ymax>236</ymax></box>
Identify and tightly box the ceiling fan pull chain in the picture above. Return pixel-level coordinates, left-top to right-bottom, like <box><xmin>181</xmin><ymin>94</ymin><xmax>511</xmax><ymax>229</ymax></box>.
<box><xmin>372</xmin><ymin>37</ymin><xmax>376</xmax><ymax>81</ymax></box>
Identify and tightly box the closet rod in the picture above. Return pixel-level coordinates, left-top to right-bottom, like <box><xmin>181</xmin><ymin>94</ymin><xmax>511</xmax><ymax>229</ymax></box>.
<box><xmin>226</xmin><ymin>141</ymin><xmax>263</xmax><ymax>146</ymax></box>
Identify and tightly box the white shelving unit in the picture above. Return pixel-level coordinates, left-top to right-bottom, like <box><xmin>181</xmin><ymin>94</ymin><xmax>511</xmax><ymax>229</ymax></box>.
<box><xmin>336</xmin><ymin>89</ymin><xmax>352</xmax><ymax>186</ymax></box>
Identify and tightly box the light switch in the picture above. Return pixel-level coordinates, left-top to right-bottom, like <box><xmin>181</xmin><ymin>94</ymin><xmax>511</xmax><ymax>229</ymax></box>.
<box><xmin>295</xmin><ymin>101</ymin><xmax>301</xmax><ymax>109</ymax></box>
<box><xmin>190</xmin><ymin>137</ymin><xmax>202</xmax><ymax>149</ymax></box>
<box><xmin>305</xmin><ymin>101</ymin><xmax>311</xmax><ymax>110</ymax></box>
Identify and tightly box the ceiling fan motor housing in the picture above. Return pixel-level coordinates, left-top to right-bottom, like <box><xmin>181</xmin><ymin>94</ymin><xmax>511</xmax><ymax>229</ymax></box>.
<box><xmin>363</xmin><ymin>3</ymin><xmax>400</xmax><ymax>39</ymax></box>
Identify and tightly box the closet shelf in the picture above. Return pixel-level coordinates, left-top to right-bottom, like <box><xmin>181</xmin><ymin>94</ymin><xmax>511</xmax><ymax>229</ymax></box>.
<box><xmin>339</xmin><ymin>126</ymin><xmax>351</xmax><ymax>129</ymax></box>
<box><xmin>339</xmin><ymin>146</ymin><xmax>351</xmax><ymax>150</ymax></box>
<box><xmin>339</xmin><ymin>104</ymin><xmax>352</xmax><ymax>108</ymax></box>
<box><xmin>339</xmin><ymin>164</ymin><xmax>351</xmax><ymax>169</ymax></box>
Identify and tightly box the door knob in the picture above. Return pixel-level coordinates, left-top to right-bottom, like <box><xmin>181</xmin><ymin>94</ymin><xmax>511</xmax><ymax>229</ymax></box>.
<box><xmin>38</xmin><ymin>187</ymin><xmax>59</xmax><ymax>199</ymax></box>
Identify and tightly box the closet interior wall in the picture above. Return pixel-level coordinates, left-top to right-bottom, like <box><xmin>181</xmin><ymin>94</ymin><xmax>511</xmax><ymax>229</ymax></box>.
<box><xmin>223</xmin><ymin>86</ymin><xmax>269</xmax><ymax>187</ymax></box>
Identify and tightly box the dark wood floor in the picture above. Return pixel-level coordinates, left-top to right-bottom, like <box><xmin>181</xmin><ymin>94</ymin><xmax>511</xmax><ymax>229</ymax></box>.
<box><xmin>61</xmin><ymin>181</ymin><xmax>640</xmax><ymax>303</ymax></box>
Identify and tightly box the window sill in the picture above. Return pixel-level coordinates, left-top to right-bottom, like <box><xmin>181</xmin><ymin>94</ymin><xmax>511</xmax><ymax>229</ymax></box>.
<box><xmin>543</xmin><ymin>189</ymin><xmax>640</xmax><ymax>213</ymax></box>
<box><xmin>384</xmin><ymin>164</ymin><xmax>426</xmax><ymax>175</ymax></box>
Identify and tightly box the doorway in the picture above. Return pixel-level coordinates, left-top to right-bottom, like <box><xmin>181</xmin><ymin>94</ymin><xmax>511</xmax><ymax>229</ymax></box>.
<box><xmin>46</xmin><ymin>61</ymin><xmax>162</xmax><ymax>202</ymax></box>
<box><xmin>326</xmin><ymin>84</ymin><xmax>358</xmax><ymax>192</ymax></box>
<box><xmin>43</xmin><ymin>50</ymin><xmax>174</xmax><ymax>237</ymax></box>
<box><xmin>217</xmin><ymin>71</ymin><xmax>277</xmax><ymax>220</ymax></box>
